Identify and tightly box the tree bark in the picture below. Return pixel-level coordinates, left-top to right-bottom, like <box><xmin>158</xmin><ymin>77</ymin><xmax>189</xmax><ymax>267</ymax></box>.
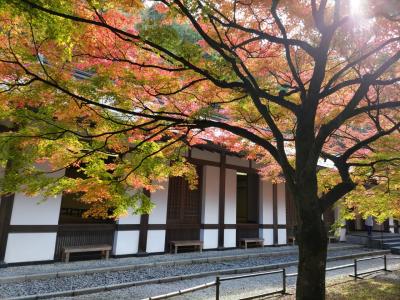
<box><xmin>295</xmin><ymin>198</ymin><xmax>328</xmax><ymax>300</ymax></box>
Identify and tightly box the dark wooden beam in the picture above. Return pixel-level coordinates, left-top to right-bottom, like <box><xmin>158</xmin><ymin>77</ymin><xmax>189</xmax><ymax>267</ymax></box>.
<box><xmin>138</xmin><ymin>214</ymin><xmax>149</xmax><ymax>253</ymax></box>
<box><xmin>187</xmin><ymin>157</ymin><xmax>258</xmax><ymax>173</ymax></box>
<box><xmin>260</xmin><ymin>224</ymin><xmax>287</xmax><ymax>229</ymax></box>
<box><xmin>218</xmin><ymin>153</ymin><xmax>226</xmax><ymax>248</ymax></box>
<box><xmin>138</xmin><ymin>189</ymin><xmax>151</xmax><ymax>253</ymax></box>
<box><xmin>0</xmin><ymin>192</ymin><xmax>14</xmax><ymax>263</ymax></box>
<box><xmin>272</xmin><ymin>183</ymin><xmax>278</xmax><ymax>245</ymax></box>
<box><xmin>8</xmin><ymin>225</ymin><xmax>58</xmax><ymax>233</ymax></box>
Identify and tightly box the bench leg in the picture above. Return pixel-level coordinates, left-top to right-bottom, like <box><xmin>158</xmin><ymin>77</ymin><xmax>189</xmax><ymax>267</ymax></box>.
<box><xmin>65</xmin><ymin>252</ymin><xmax>70</xmax><ymax>263</ymax></box>
<box><xmin>175</xmin><ymin>245</ymin><xmax>178</xmax><ymax>254</ymax></box>
<box><xmin>245</xmin><ymin>242</ymin><xmax>247</xmax><ymax>250</ymax></box>
<box><xmin>105</xmin><ymin>250</ymin><xmax>109</xmax><ymax>260</ymax></box>
<box><xmin>200</xmin><ymin>245</ymin><xmax>202</xmax><ymax>253</ymax></box>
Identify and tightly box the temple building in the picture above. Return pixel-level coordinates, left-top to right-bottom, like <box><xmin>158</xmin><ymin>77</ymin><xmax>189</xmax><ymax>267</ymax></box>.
<box><xmin>0</xmin><ymin>146</ymin><xmax>396</xmax><ymax>265</ymax></box>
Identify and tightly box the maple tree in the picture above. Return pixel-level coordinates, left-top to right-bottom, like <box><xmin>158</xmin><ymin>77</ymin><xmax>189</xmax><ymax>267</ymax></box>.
<box><xmin>0</xmin><ymin>0</ymin><xmax>400</xmax><ymax>299</ymax></box>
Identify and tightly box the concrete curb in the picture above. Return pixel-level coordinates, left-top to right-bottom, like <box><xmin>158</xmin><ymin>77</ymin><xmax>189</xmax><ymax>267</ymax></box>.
<box><xmin>4</xmin><ymin>249</ymin><xmax>390</xmax><ymax>300</ymax></box>
<box><xmin>0</xmin><ymin>244</ymin><xmax>362</xmax><ymax>284</ymax></box>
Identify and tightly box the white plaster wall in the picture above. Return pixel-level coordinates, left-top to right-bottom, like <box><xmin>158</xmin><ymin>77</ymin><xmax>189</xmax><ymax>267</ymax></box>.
<box><xmin>277</xmin><ymin>183</ymin><xmax>286</xmax><ymax>225</ymax></box>
<box><xmin>5</xmin><ymin>233</ymin><xmax>57</xmax><ymax>263</ymax></box>
<box><xmin>224</xmin><ymin>229</ymin><xmax>236</xmax><ymax>248</ymax></box>
<box><xmin>339</xmin><ymin>228</ymin><xmax>346</xmax><ymax>241</ymax></box>
<box><xmin>5</xmin><ymin>167</ymin><xmax>64</xmax><ymax>263</ymax></box>
<box><xmin>146</xmin><ymin>230</ymin><xmax>166</xmax><ymax>253</ymax></box>
<box><xmin>226</xmin><ymin>155</ymin><xmax>249</xmax><ymax>167</ymax></box>
<box><xmin>113</xmin><ymin>230</ymin><xmax>139</xmax><ymax>255</ymax></box>
<box><xmin>278</xmin><ymin>229</ymin><xmax>287</xmax><ymax>244</ymax></box>
<box><xmin>224</xmin><ymin>169</ymin><xmax>237</xmax><ymax>224</ymax></box>
<box><xmin>201</xmin><ymin>229</ymin><xmax>218</xmax><ymax>249</ymax></box>
<box><xmin>113</xmin><ymin>206</ymin><xmax>140</xmax><ymax>255</ymax></box>
<box><xmin>389</xmin><ymin>217</ymin><xmax>395</xmax><ymax>233</ymax></box>
<box><xmin>334</xmin><ymin>206</ymin><xmax>347</xmax><ymax>242</ymax></box>
<box><xmin>259</xmin><ymin>229</ymin><xmax>274</xmax><ymax>245</ymax></box>
<box><xmin>10</xmin><ymin>193</ymin><xmax>62</xmax><ymax>225</ymax></box>
<box><xmin>148</xmin><ymin>180</ymin><xmax>169</xmax><ymax>224</ymax></box>
<box><xmin>201</xmin><ymin>166</ymin><xmax>219</xmax><ymax>224</ymax></box>
<box><xmin>10</xmin><ymin>167</ymin><xmax>65</xmax><ymax>226</ymax></box>
<box><xmin>191</xmin><ymin>148</ymin><xmax>220</xmax><ymax>162</ymax></box>
<box><xmin>259</xmin><ymin>180</ymin><xmax>273</xmax><ymax>224</ymax></box>
<box><xmin>117</xmin><ymin>213</ymin><xmax>141</xmax><ymax>225</ymax></box>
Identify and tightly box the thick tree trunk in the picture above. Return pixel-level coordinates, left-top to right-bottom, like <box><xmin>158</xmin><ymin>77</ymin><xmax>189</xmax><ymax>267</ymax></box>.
<box><xmin>295</xmin><ymin>201</ymin><xmax>328</xmax><ymax>300</ymax></box>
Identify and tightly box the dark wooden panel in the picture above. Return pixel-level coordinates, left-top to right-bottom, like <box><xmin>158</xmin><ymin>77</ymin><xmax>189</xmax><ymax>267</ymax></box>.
<box><xmin>167</xmin><ymin>168</ymin><xmax>202</xmax><ymax>224</ymax></box>
<box><xmin>55</xmin><ymin>224</ymin><xmax>115</xmax><ymax>260</ymax></box>
<box><xmin>167</xmin><ymin>177</ymin><xmax>183</xmax><ymax>220</ymax></box>
<box><xmin>346</xmin><ymin>219</ymin><xmax>356</xmax><ymax>232</ymax></box>
<box><xmin>247</xmin><ymin>173</ymin><xmax>259</xmax><ymax>223</ymax></box>
<box><xmin>166</xmin><ymin>167</ymin><xmax>202</xmax><ymax>249</ymax></box>
<box><xmin>383</xmin><ymin>219</ymin><xmax>390</xmax><ymax>232</ymax></box>
<box><xmin>236</xmin><ymin>224</ymin><xmax>259</xmax><ymax>241</ymax></box>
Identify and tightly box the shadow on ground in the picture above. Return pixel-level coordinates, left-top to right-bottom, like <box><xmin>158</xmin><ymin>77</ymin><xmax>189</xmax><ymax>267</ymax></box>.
<box><xmin>276</xmin><ymin>270</ymin><xmax>400</xmax><ymax>300</ymax></box>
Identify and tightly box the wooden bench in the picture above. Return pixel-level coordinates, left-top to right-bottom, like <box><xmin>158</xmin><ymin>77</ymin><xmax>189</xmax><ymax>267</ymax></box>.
<box><xmin>62</xmin><ymin>244</ymin><xmax>112</xmax><ymax>263</ymax></box>
<box><xmin>287</xmin><ymin>236</ymin><xmax>296</xmax><ymax>246</ymax></box>
<box><xmin>239</xmin><ymin>238</ymin><xmax>264</xmax><ymax>249</ymax></box>
<box><xmin>170</xmin><ymin>240</ymin><xmax>203</xmax><ymax>254</ymax></box>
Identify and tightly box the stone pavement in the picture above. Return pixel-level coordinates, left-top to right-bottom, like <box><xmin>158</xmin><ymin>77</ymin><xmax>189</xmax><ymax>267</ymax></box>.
<box><xmin>0</xmin><ymin>244</ymin><xmax>392</xmax><ymax>299</ymax></box>
<box><xmin>53</xmin><ymin>255</ymin><xmax>400</xmax><ymax>300</ymax></box>
<box><xmin>0</xmin><ymin>243</ymin><xmax>359</xmax><ymax>280</ymax></box>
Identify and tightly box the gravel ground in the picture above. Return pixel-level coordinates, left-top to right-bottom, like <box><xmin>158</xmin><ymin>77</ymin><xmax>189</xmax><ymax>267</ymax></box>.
<box><xmin>0</xmin><ymin>247</ymin><xmax>387</xmax><ymax>298</ymax></box>
<box><xmin>54</xmin><ymin>255</ymin><xmax>400</xmax><ymax>300</ymax></box>
<box><xmin>0</xmin><ymin>244</ymin><xmax>357</xmax><ymax>278</ymax></box>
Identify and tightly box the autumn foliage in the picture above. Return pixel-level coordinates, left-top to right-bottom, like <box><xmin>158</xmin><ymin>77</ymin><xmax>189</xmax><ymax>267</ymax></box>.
<box><xmin>0</xmin><ymin>0</ymin><xmax>398</xmax><ymax>221</ymax></box>
<box><xmin>1</xmin><ymin>1</ymin><xmax>400</xmax><ymax>298</ymax></box>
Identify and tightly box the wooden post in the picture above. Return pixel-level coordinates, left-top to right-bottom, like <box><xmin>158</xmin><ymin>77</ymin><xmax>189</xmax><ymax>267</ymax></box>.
<box><xmin>273</xmin><ymin>183</ymin><xmax>278</xmax><ymax>245</ymax></box>
<box><xmin>218</xmin><ymin>153</ymin><xmax>226</xmax><ymax>248</ymax></box>
<box><xmin>0</xmin><ymin>162</ymin><xmax>15</xmax><ymax>263</ymax></box>
<box><xmin>138</xmin><ymin>214</ymin><xmax>149</xmax><ymax>253</ymax></box>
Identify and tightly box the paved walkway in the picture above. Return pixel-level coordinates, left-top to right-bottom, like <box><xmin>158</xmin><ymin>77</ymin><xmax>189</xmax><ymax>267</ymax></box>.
<box><xmin>0</xmin><ymin>245</ymin><xmax>390</xmax><ymax>299</ymax></box>
<box><xmin>0</xmin><ymin>243</ymin><xmax>359</xmax><ymax>278</ymax></box>
<box><xmin>55</xmin><ymin>255</ymin><xmax>400</xmax><ymax>300</ymax></box>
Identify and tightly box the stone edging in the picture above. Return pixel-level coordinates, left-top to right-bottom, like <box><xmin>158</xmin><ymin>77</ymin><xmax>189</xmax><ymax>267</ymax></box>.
<box><xmin>5</xmin><ymin>249</ymin><xmax>390</xmax><ymax>300</ymax></box>
<box><xmin>0</xmin><ymin>244</ymin><xmax>362</xmax><ymax>284</ymax></box>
